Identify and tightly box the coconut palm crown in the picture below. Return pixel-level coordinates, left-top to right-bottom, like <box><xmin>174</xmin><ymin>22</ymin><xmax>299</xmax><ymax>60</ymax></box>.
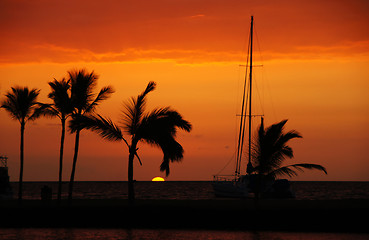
<box><xmin>1</xmin><ymin>86</ymin><xmax>46</xmax><ymax>201</ymax></box>
<box><xmin>70</xmin><ymin>81</ymin><xmax>192</xmax><ymax>201</ymax></box>
<box><xmin>251</xmin><ymin>119</ymin><xmax>327</xmax><ymax>180</ymax></box>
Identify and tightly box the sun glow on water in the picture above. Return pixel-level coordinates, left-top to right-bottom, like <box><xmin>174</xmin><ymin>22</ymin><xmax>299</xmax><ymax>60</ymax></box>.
<box><xmin>152</xmin><ymin>177</ymin><xmax>165</xmax><ymax>182</ymax></box>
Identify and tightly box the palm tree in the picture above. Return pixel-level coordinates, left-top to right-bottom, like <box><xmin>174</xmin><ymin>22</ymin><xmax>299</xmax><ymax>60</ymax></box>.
<box><xmin>70</xmin><ymin>81</ymin><xmax>192</xmax><ymax>202</ymax></box>
<box><xmin>43</xmin><ymin>78</ymin><xmax>73</xmax><ymax>202</ymax></box>
<box><xmin>67</xmin><ymin>69</ymin><xmax>114</xmax><ymax>200</ymax></box>
<box><xmin>250</xmin><ymin>119</ymin><xmax>327</xmax><ymax>198</ymax></box>
<box><xmin>1</xmin><ymin>87</ymin><xmax>46</xmax><ymax>201</ymax></box>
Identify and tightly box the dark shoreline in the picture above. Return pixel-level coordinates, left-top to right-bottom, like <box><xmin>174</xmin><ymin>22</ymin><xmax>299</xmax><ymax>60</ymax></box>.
<box><xmin>1</xmin><ymin>199</ymin><xmax>368</xmax><ymax>232</ymax></box>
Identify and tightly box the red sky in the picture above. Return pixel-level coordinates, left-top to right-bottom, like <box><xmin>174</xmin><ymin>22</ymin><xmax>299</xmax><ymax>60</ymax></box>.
<box><xmin>0</xmin><ymin>0</ymin><xmax>368</xmax><ymax>181</ymax></box>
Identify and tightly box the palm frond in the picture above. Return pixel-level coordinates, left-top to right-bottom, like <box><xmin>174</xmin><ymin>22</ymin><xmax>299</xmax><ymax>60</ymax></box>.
<box><xmin>69</xmin><ymin>69</ymin><xmax>99</xmax><ymax>112</ymax></box>
<box><xmin>268</xmin><ymin>163</ymin><xmax>327</xmax><ymax>180</ymax></box>
<box><xmin>289</xmin><ymin>163</ymin><xmax>327</xmax><ymax>174</ymax></box>
<box><xmin>42</xmin><ymin>106</ymin><xmax>61</xmax><ymax>119</ymax></box>
<box><xmin>143</xmin><ymin>81</ymin><xmax>156</xmax><ymax>95</ymax></box>
<box><xmin>0</xmin><ymin>99</ymin><xmax>19</xmax><ymax>120</ymax></box>
<box><xmin>122</xmin><ymin>97</ymin><xmax>138</xmax><ymax>134</ymax></box>
<box><xmin>163</xmin><ymin>109</ymin><xmax>192</xmax><ymax>132</ymax></box>
<box><xmin>122</xmin><ymin>81</ymin><xmax>156</xmax><ymax>135</ymax></box>
<box><xmin>28</xmin><ymin>103</ymin><xmax>53</xmax><ymax>121</ymax></box>
<box><xmin>1</xmin><ymin>86</ymin><xmax>40</xmax><ymax>122</ymax></box>
<box><xmin>69</xmin><ymin>114</ymin><xmax>124</xmax><ymax>142</ymax></box>
<box><xmin>279</xmin><ymin>130</ymin><xmax>302</xmax><ymax>142</ymax></box>
<box><xmin>159</xmin><ymin>137</ymin><xmax>184</xmax><ymax>176</ymax></box>
<box><xmin>252</xmin><ymin>119</ymin><xmax>305</xmax><ymax>175</ymax></box>
<box><xmin>280</xmin><ymin>145</ymin><xmax>293</xmax><ymax>158</ymax></box>
<box><xmin>274</xmin><ymin>130</ymin><xmax>302</xmax><ymax>158</ymax></box>
<box><xmin>160</xmin><ymin>160</ymin><xmax>170</xmax><ymax>176</ymax></box>
<box><xmin>85</xmin><ymin>86</ymin><xmax>114</xmax><ymax>113</ymax></box>
<box><xmin>265</xmin><ymin>119</ymin><xmax>288</xmax><ymax>137</ymax></box>
<box><xmin>48</xmin><ymin>78</ymin><xmax>73</xmax><ymax>116</ymax></box>
<box><xmin>137</xmin><ymin>107</ymin><xmax>191</xmax><ymax>142</ymax></box>
<box><xmin>135</xmin><ymin>107</ymin><xmax>190</xmax><ymax>176</ymax></box>
<box><xmin>267</xmin><ymin>166</ymin><xmax>299</xmax><ymax>180</ymax></box>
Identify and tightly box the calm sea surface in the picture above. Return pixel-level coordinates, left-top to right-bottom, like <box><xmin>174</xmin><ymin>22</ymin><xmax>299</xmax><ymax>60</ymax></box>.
<box><xmin>9</xmin><ymin>181</ymin><xmax>369</xmax><ymax>200</ymax></box>
<box><xmin>3</xmin><ymin>181</ymin><xmax>369</xmax><ymax>239</ymax></box>
<box><xmin>0</xmin><ymin>228</ymin><xmax>368</xmax><ymax>240</ymax></box>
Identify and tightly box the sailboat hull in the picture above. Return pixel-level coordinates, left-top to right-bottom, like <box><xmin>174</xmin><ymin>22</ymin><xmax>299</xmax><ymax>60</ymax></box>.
<box><xmin>212</xmin><ymin>177</ymin><xmax>248</xmax><ymax>198</ymax></box>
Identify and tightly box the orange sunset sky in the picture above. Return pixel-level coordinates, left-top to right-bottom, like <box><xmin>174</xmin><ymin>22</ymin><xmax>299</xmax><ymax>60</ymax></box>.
<box><xmin>0</xmin><ymin>0</ymin><xmax>368</xmax><ymax>181</ymax></box>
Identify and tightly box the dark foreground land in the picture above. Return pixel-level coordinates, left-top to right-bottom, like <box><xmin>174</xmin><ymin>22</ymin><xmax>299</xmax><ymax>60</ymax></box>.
<box><xmin>0</xmin><ymin>199</ymin><xmax>368</xmax><ymax>232</ymax></box>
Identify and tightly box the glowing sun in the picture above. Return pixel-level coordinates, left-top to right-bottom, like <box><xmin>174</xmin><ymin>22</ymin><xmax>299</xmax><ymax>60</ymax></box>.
<box><xmin>152</xmin><ymin>177</ymin><xmax>165</xmax><ymax>182</ymax></box>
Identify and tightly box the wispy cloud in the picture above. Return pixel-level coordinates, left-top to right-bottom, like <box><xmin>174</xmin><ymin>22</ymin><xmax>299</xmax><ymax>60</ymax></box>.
<box><xmin>189</xmin><ymin>14</ymin><xmax>205</xmax><ymax>18</ymax></box>
<box><xmin>0</xmin><ymin>43</ymin><xmax>245</xmax><ymax>64</ymax></box>
<box><xmin>1</xmin><ymin>40</ymin><xmax>368</xmax><ymax>65</ymax></box>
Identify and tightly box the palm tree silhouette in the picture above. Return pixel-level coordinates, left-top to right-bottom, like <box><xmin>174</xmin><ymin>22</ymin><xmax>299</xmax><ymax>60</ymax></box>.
<box><xmin>43</xmin><ymin>78</ymin><xmax>73</xmax><ymax>202</ymax></box>
<box><xmin>1</xmin><ymin>87</ymin><xmax>46</xmax><ymax>201</ymax></box>
<box><xmin>251</xmin><ymin>119</ymin><xmax>327</xmax><ymax>198</ymax></box>
<box><xmin>70</xmin><ymin>81</ymin><xmax>192</xmax><ymax>202</ymax></box>
<box><xmin>67</xmin><ymin>69</ymin><xmax>114</xmax><ymax>200</ymax></box>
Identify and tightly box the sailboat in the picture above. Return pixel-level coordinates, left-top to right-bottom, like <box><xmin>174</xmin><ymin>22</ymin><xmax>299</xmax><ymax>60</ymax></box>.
<box><xmin>212</xmin><ymin>16</ymin><xmax>262</xmax><ymax>198</ymax></box>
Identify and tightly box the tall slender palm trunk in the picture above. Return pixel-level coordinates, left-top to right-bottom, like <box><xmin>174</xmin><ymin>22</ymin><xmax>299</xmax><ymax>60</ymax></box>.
<box><xmin>68</xmin><ymin>129</ymin><xmax>80</xmax><ymax>201</ymax></box>
<box><xmin>128</xmin><ymin>139</ymin><xmax>137</xmax><ymax>203</ymax></box>
<box><xmin>18</xmin><ymin>122</ymin><xmax>25</xmax><ymax>202</ymax></box>
<box><xmin>128</xmin><ymin>153</ymin><xmax>134</xmax><ymax>203</ymax></box>
<box><xmin>58</xmin><ymin>118</ymin><xmax>66</xmax><ymax>202</ymax></box>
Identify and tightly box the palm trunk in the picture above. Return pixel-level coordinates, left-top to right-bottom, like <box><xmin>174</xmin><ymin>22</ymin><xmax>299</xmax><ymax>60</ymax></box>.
<box><xmin>254</xmin><ymin>173</ymin><xmax>264</xmax><ymax>200</ymax></box>
<box><xmin>58</xmin><ymin>118</ymin><xmax>66</xmax><ymax>203</ymax></box>
<box><xmin>128</xmin><ymin>139</ymin><xmax>137</xmax><ymax>204</ymax></box>
<box><xmin>68</xmin><ymin>129</ymin><xmax>80</xmax><ymax>201</ymax></box>
<box><xmin>18</xmin><ymin>122</ymin><xmax>25</xmax><ymax>202</ymax></box>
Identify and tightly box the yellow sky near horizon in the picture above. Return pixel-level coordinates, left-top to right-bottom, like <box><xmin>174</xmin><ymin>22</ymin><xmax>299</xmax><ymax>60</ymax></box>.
<box><xmin>0</xmin><ymin>0</ymin><xmax>368</xmax><ymax>181</ymax></box>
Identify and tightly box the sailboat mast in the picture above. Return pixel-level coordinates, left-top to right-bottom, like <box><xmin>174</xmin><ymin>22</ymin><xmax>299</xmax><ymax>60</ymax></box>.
<box><xmin>247</xmin><ymin>16</ymin><xmax>254</xmax><ymax>174</ymax></box>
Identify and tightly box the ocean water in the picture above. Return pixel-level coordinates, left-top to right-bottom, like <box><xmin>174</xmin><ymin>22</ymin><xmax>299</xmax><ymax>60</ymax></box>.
<box><xmin>9</xmin><ymin>181</ymin><xmax>369</xmax><ymax>200</ymax></box>
<box><xmin>3</xmin><ymin>181</ymin><xmax>369</xmax><ymax>239</ymax></box>
<box><xmin>0</xmin><ymin>228</ymin><xmax>368</xmax><ymax>240</ymax></box>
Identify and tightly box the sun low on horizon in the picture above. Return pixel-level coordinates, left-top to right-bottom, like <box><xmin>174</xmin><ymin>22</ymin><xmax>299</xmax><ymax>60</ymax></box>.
<box><xmin>152</xmin><ymin>177</ymin><xmax>165</xmax><ymax>182</ymax></box>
